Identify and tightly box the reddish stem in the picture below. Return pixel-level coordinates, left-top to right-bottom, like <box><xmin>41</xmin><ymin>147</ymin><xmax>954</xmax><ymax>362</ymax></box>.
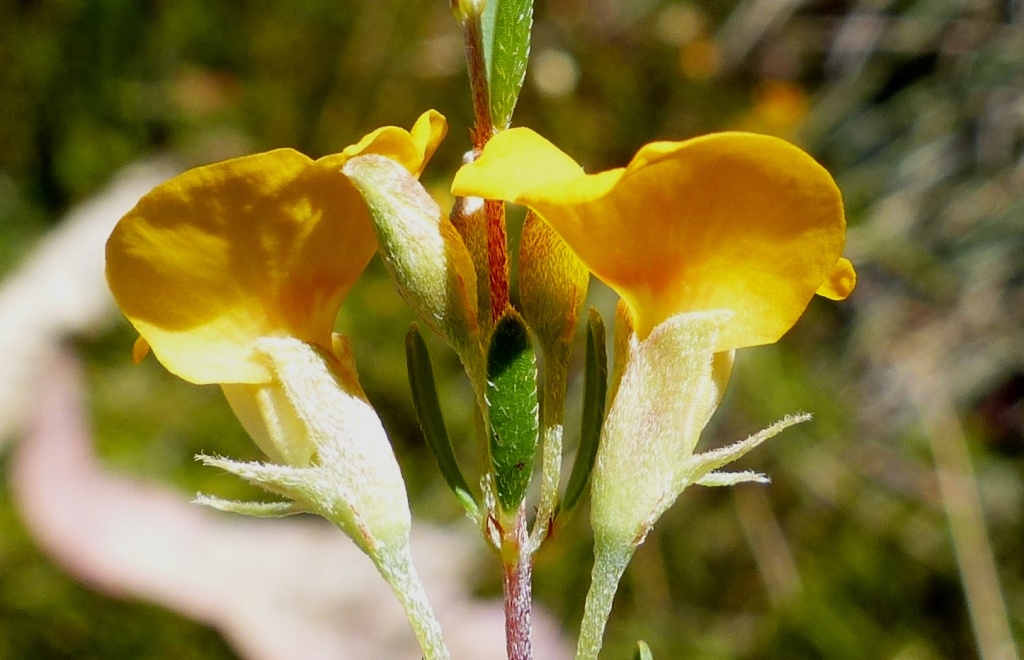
<box><xmin>503</xmin><ymin>508</ymin><xmax>533</xmax><ymax>660</ymax></box>
<box><xmin>461</xmin><ymin>11</ymin><xmax>509</xmax><ymax>322</ymax></box>
<box><xmin>486</xmin><ymin>199</ymin><xmax>510</xmax><ymax>321</ymax></box>
<box><xmin>462</xmin><ymin>16</ymin><xmax>494</xmax><ymax>150</ymax></box>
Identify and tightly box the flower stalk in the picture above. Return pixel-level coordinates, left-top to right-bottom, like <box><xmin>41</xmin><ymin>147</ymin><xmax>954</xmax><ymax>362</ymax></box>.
<box><xmin>575</xmin><ymin>540</ymin><xmax>633</xmax><ymax>660</ymax></box>
<box><xmin>376</xmin><ymin>544</ymin><xmax>452</xmax><ymax>660</ymax></box>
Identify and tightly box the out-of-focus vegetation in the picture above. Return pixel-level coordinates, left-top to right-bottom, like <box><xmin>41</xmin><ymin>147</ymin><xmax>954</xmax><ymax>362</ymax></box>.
<box><xmin>1</xmin><ymin>0</ymin><xmax>1021</xmax><ymax>658</ymax></box>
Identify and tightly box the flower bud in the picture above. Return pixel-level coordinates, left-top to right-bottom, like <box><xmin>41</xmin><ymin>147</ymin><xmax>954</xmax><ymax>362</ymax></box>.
<box><xmin>450</xmin><ymin>194</ymin><xmax>492</xmax><ymax>335</ymax></box>
<box><xmin>451</xmin><ymin>0</ymin><xmax>486</xmax><ymax>22</ymax></box>
<box><xmin>518</xmin><ymin>210</ymin><xmax>588</xmax><ymax>360</ymax></box>
<box><xmin>342</xmin><ymin>154</ymin><xmax>480</xmax><ymax>361</ymax></box>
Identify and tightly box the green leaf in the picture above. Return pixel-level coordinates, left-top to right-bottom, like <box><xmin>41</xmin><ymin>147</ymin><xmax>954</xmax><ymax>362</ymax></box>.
<box><xmin>634</xmin><ymin>640</ymin><xmax>654</xmax><ymax>660</ymax></box>
<box><xmin>481</xmin><ymin>0</ymin><xmax>533</xmax><ymax>129</ymax></box>
<box><xmin>487</xmin><ymin>310</ymin><xmax>539</xmax><ymax>512</ymax></box>
<box><xmin>406</xmin><ymin>325</ymin><xmax>478</xmax><ymax>516</ymax></box>
<box><xmin>561</xmin><ymin>308</ymin><xmax>608</xmax><ymax>514</ymax></box>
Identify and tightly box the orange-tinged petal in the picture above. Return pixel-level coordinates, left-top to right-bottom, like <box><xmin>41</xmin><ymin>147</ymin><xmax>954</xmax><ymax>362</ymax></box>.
<box><xmin>131</xmin><ymin>336</ymin><xmax>151</xmax><ymax>364</ymax></box>
<box><xmin>106</xmin><ymin>148</ymin><xmax>375</xmax><ymax>385</ymax></box>
<box><xmin>816</xmin><ymin>257</ymin><xmax>856</xmax><ymax>300</ymax></box>
<box><xmin>455</xmin><ymin>129</ymin><xmax>851</xmax><ymax>349</ymax></box>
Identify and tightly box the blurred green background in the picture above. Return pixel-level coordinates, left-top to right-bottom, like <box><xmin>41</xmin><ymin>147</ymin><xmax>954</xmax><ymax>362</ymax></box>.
<box><xmin>1</xmin><ymin>0</ymin><xmax>1022</xmax><ymax>658</ymax></box>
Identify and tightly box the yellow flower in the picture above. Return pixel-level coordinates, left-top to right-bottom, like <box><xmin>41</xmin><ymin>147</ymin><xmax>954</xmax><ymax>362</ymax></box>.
<box><xmin>452</xmin><ymin>127</ymin><xmax>855</xmax><ymax>346</ymax></box>
<box><xmin>106</xmin><ymin>111</ymin><xmax>447</xmax><ymax>467</ymax></box>
<box><xmin>454</xmin><ymin>129</ymin><xmax>856</xmax><ymax>660</ymax></box>
<box><xmin>106</xmin><ymin>114</ymin><xmax>454</xmax><ymax>658</ymax></box>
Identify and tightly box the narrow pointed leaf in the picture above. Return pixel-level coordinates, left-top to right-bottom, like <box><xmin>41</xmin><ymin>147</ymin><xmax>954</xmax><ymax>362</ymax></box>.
<box><xmin>487</xmin><ymin>310</ymin><xmax>539</xmax><ymax>512</ymax></box>
<box><xmin>406</xmin><ymin>325</ymin><xmax>477</xmax><ymax>515</ymax></box>
<box><xmin>481</xmin><ymin>0</ymin><xmax>534</xmax><ymax>128</ymax></box>
<box><xmin>561</xmin><ymin>308</ymin><xmax>608</xmax><ymax>514</ymax></box>
<box><xmin>634</xmin><ymin>640</ymin><xmax>654</xmax><ymax>660</ymax></box>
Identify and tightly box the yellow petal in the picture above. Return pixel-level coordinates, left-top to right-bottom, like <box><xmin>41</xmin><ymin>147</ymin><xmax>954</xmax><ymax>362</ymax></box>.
<box><xmin>451</xmin><ymin>127</ymin><xmax>584</xmax><ymax>199</ymax></box>
<box><xmin>407</xmin><ymin>110</ymin><xmax>448</xmax><ymax>176</ymax></box>
<box><xmin>816</xmin><ymin>257</ymin><xmax>857</xmax><ymax>300</ymax></box>
<box><xmin>320</xmin><ymin>110</ymin><xmax>448</xmax><ymax>178</ymax></box>
<box><xmin>455</xmin><ymin>129</ymin><xmax>850</xmax><ymax>349</ymax></box>
<box><xmin>108</xmin><ymin>113</ymin><xmax>447</xmax><ymax>385</ymax></box>
<box><xmin>106</xmin><ymin>149</ymin><xmax>375</xmax><ymax>384</ymax></box>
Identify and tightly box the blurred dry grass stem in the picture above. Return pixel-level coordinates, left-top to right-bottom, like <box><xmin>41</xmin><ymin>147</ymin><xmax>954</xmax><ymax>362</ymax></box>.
<box><xmin>898</xmin><ymin>334</ymin><xmax>1018</xmax><ymax>660</ymax></box>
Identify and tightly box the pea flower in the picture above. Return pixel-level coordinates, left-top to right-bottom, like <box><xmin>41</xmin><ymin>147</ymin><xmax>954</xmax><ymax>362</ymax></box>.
<box><xmin>106</xmin><ymin>111</ymin><xmax>451</xmax><ymax>660</ymax></box>
<box><xmin>452</xmin><ymin>127</ymin><xmax>855</xmax><ymax>658</ymax></box>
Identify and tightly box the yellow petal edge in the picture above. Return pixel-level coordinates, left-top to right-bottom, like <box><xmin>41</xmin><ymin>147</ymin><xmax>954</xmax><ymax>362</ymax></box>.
<box><xmin>107</xmin><ymin>111</ymin><xmax>447</xmax><ymax>385</ymax></box>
